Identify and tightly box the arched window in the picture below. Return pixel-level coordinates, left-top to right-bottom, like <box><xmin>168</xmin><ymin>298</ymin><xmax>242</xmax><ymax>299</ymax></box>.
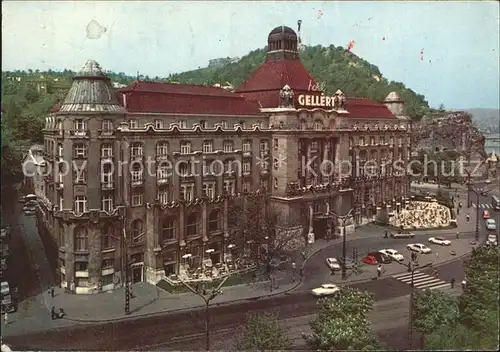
<box><xmin>162</xmin><ymin>217</ymin><xmax>176</xmax><ymax>242</ymax></box>
<box><xmin>74</xmin><ymin>226</ymin><xmax>88</xmax><ymax>252</ymax></box>
<box><xmin>102</xmin><ymin>225</ymin><xmax>114</xmax><ymax>249</ymax></box>
<box><xmin>314</xmin><ymin>120</ymin><xmax>323</xmax><ymax>130</ymax></box>
<box><xmin>300</xmin><ymin>119</ymin><xmax>307</xmax><ymax>130</ymax></box>
<box><xmin>186</xmin><ymin>213</ymin><xmax>198</xmax><ymax>237</ymax></box>
<box><xmin>208</xmin><ymin>210</ymin><xmax>220</xmax><ymax>233</ymax></box>
<box><xmin>131</xmin><ymin>219</ymin><xmax>144</xmax><ymax>244</ymax></box>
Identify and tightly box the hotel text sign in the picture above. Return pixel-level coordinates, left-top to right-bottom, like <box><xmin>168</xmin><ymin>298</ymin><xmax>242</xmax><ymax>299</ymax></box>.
<box><xmin>297</xmin><ymin>94</ymin><xmax>337</xmax><ymax>108</ymax></box>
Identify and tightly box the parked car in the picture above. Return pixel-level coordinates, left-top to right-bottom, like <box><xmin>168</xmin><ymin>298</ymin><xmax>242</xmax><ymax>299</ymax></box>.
<box><xmin>428</xmin><ymin>237</ymin><xmax>451</xmax><ymax>246</ymax></box>
<box><xmin>485</xmin><ymin>179</ymin><xmax>491</xmax><ymax>184</ymax></box>
<box><xmin>362</xmin><ymin>255</ymin><xmax>378</xmax><ymax>265</ymax></box>
<box><xmin>485</xmin><ymin>219</ymin><xmax>496</xmax><ymax>231</ymax></box>
<box><xmin>337</xmin><ymin>256</ymin><xmax>354</xmax><ymax>269</ymax></box>
<box><xmin>486</xmin><ymin>234</ymin><xmax>498</xmax><ymax>246</ymax></box>
<box><xmin>407</xmin><ymin>243</ymin><xmax>432</xmax><ymax>254</ymax></box>
<box><xmin>390</xmin><ymin>232</ymin><xmax>415</xmax><ymax>239</ymax></box>
<box><xmin>483</xmin><ymin>210</ymin><xmax>490</xmax><ymax>219</ymax></box>
<box><xmin>379</xmin><ymin>249</ymin><xmax>404</xmax><ymax>262</ymax></box>
<box><xmin>311</xmin><ymin>284</ymin><xmax>340</xmax><ymax>297</ymax></box>
<box><xmin>367</xmin><ymin>251</ymin><xmax>392</xmax><ymax>264</ymax></box>
<box><xmin>326</xmin><ymin>258</ymin><xmax>341</xmax><ymax>270</ymax></box>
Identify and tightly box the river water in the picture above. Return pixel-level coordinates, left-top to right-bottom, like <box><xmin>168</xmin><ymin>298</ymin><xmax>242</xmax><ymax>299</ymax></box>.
<box><xmin>484</xmin><ymin>133</ymin><xmax>500</xmax><ymax>155</ymax></box>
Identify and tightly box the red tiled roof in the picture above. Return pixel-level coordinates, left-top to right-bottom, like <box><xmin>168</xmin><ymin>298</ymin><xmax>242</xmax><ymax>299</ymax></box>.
<box><xmin>120</xmin><ymin>91</ymin><xmax>261</xmax><ymax>115</ymax></box>
<box><xmin>344</xmin><ymin>98</ymin><xmax>395</xmax><ymax>119</ymax></box>
<box><xmin>236</xmin><ymin>59</ymin><xmax>317</xmax><ymax>93</ymax></box>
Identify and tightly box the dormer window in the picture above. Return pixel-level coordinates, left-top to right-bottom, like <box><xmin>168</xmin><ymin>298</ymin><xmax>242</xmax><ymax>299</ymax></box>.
<box><xmin>129</xmin><ymin>119</ymin><xmax>138</xmax><ymax>129</ymax></box>
<box><xmin>102</xmin><ymin>120</ymin><xmax>113</xmax><ymax>132</ymax></box>
<box><xmin>154</xmin><ymin>120</ymin><xmax>163</xmax><ymax>129</ymax></box>
<box><xmin>74</xmin><ymin>119</ymin><xmax>87</xmax><ymax>136</ymax></box>
<box><xmin>314</xmin><ymin>120</ymin><xmax>323</xmax><ymax>130</ymax></box>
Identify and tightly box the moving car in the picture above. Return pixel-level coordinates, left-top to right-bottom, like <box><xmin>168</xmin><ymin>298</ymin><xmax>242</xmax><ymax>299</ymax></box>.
<box><xmin>367</xmin><ymin>251</ymin><xmax>392</xmax><ymax>264</ymax></box>
<box><xmin>362</xmin><ymin>255</ymin><xmax>378</xmax><ymax>265</ymax></box>
<box><xmin>483</xmin><ymin>210</ymin><xmax>490</xmax><ymax>219</ymax></box>
<box><xmin>486</xmin><ymin>234</ymin><xmax>498</xmax><ymax>246</ymax></box>
<box><xmin>378</xmin><ymin>249</ymin><xmax>404</xmax><ymax>262</ymax></box>
<box><xmin>337</xmin><ymin>256</ymin><xmax>354</xmax><ymax>269</ymax></box>
<box><xmin>1</xmin><ymin>281</ymin><xmax>15</xmax><ymax>313</ymax></box>
<box><xmin>311</xmin><ymin>284</ymin><xmax>340</xmax><ymax>297</ymax></box>
<box><xmin>326</xmin><ymin>258</ymin><xmax>341</xmax><ymax>270</ymax></box>
<box><xmin>428</xmin><ymin>237</ymin><xmax>451</xmax><ymax>246</ymax></box>
<box><xmin>485</xmin><ymin>179</ymin><xmax>491</xmax><ymax>184</ymax></box>
<box><xmin>407</xmin><ymin>243</ymin><xmax>432</xmax><ymax>254</ymax></box>
<box><xmin>390</xmin><ymin>232</ymin><xmax>415</xmax><ymax>239</ymax></box>
<box><xmin>485</xmin><ymin>219</ymin><xmax>496</xmax><ymax>231</ymax></box>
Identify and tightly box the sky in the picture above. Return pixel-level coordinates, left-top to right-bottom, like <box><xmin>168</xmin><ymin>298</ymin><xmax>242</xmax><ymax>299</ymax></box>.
<box><xmin>2</xmin><ymin>1</ymin><xmax>499</xmax><ymax>110</ymax></box>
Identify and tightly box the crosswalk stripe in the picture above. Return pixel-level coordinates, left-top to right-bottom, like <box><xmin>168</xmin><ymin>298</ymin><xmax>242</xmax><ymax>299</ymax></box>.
<box><xmin>472</xmin><ymin>203</ymin><xmax>477</xmax><ymax>207</ymax></box>
<box><xmin>393</xmin><ymin>271</ymin><xmax>453</xmax><ymax>291</ymax></box>
<box><xmin>418</xmin><ymin>279</ymin><xmax>446</xmax><ymax>288</ymax></box>
<box><xmin>399</xmin><ymin>275</ymin><xmax>433</xmax><ymax>284</ymax></box>
<box><xmin>483</xmin><ymin>204</ymin><xmax>490</xmax><ymax>209</ymax></box>
<box><xmin>427</xmin><ymin>283</ymin><xmax>451</xmax><ymax>290</ymax></box>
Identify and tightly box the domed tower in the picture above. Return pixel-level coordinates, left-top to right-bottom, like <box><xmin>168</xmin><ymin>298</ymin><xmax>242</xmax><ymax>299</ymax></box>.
<box><xmin>267</xmin><ymin>25</ymin><xmax>299</xmax><ymax>61</ymax></box>
<box><xmin>383</xmin><ymin>91</ymin><xmax>407</xmax><ymax>119</ymax></box>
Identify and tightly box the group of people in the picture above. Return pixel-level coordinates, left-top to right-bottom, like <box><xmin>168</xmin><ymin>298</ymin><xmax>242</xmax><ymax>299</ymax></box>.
<box><xmin>391</xmin><ymin>201</ymin><xmax>451</xmax><ymax>229</ymax></box>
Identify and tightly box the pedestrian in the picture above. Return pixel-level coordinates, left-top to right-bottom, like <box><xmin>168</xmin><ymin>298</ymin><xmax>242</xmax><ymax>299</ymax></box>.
<box><xmin>451</xmin><ymin>278</ymin><xmax>456</xmax><ymax>288</ymax></box>
<box><xmin>466</xmin><ymin>214</ymin><xmax>470</xmax><ymax>222</ymax></box>
<box><xmin>384</xmin><ymin>230</ymin><xmax>388</xmax><ymax>239</ymax></box>
<box><xmin>51</xmin><ymin>287</ymin><xmax>55</xmax><ymax>298</ymax></box>
<box><xmin>4</xmin><ymin>312</ymin><xmax>8</xmax><ymax>325</ymax></box>
<box><xmin>353</xmin><ymin>263</ymin><xmax>359</xmax><ymax>275</ymax></box>
<box><xmin>461</xmin><ymin>279</ymin><xmax>466</xmax><ymax>291</ymax></box>
<box><xmin>433</xmin><ymin>269</ymin><xmax>439</xmax><ymax>279</ymax></box>
<box><xmin>377</xmin><ymin>264</ymin><xmax>382</xmax><ymax>278</ymax></box>
<box><xmin>51</xmin><ymin>306</ymin><xmax>56</xmax><ymax>320</ymax></box>
<box><xmin>300</xmin><ymin>267</ymin><xmax>304</xmax><ymax>277</ymax></box>
<box><xmin>291</xmin><ymin>262</ymin><xmax>297</xmax><ymax>282</ymax></box>
<box><xmin>456</xmin><ymin>232</ymin><xmax>460</xmax><ymax>239</ymax></box>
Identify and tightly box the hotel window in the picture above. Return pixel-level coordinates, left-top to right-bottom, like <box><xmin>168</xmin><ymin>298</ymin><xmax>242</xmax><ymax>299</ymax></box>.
<box><xmin>74</xmin><ymin>143</ymin><xmax>87</xmax><ymax>158</ymax></box>
<box><xmin>243</xmin><ymin>161</ymin><xmax>251</xmax><ymax>173</ymax></box>
<box><xmin>273</xmin><ymin>158</ymin><xmax>279</xmax><ymax>170</ymax></box>
<box><xmin>314</xmin><ymin>120</ymin><xmax>323</xmax><ymax>130</ymax></box>
<box><xmin>180</xmin><ymin>184</ymin><xmax>194</xmax><ymax>202</ymax></box>
<box><xmin>370</xmin><ymin>137</ymin><xmax>375</xmax><ymax>145</ymax></box>
<box><xmin>131</xmin><ymin>220</ymin><xmax>144</xmax><ymax>244</ymax></box>
<box><xmin>359</xmin><ymin>137</ymin><xmax>365</xmax><ymax>146</ymax></box>
<box><xmin>274</xmin><ymin>177</ymin><xmax>278</xmax><ymax>189</ymax></box>
<box><xmin>380</xmin><ymin>137</ymin><xmax>385</xmax><ymax>145</ymax></box>
<box><xmin>311</xmin><ymin>141</ymin><xmax>318</xmax><ymax>151</ymax></box>
<box><xmin>101</xmin><ymin>143</ymin><xmax>113</xmax><ymax>158</ymax></box>
<box><xmin>154</xmin><ymin>120</ymin><xmax>163</xmax><ymax>129</ymax></box>
<box><xmin>179</xmin><ymin>163</ymin><xmax>190</xmax><ymax>176</ymax></box>
<box><xmin>220</xmin><ymin>121</ymin><xmax>228</xmax><ymax>129</ymax></box>
<box><xmin>199</xmin><ymin>120</ymin><xmax>207</xmax><ymax>129</ymax></box>
<box><xmin>223</xmin><ymin>180</ymin><xmax>235</xmax><ymax>195</ymax></box>
<box><xmin>243</xmin><ymin>181</ymin><xmax>251</xmax><ymax>192</ymax></box>
<box><xmin>74</xmin><ymin>228</ymin><xmax>88</xmax><ymax>252</ymax></box>
<box><xmin>274</xmin><ymin>139</ymin><xmax>279</xmax><ymax>150</ymax></box>
<box><xmin>203</xmin><ymin>159</ymin><xmax>214</xmax><ymax>175</ymax></box>
<box><xmin>74</xmin><ymin>119</ymin><xmax>87</xmax><ymax>134</ymax></box>
<box><xmin>179</xmin><ymin>120</ymin><xmax>187</xmax><ymax>129</ymax></box>
<box><xmin>157</xmin><ymin>188</ymin><xmax>168</xmax><ymax>205</ymax></box>
<box><xmin>131</xmin><ymin>164</ymin><xmax>143</xmax><ymax>183</ymax></box>
<box><xmin>242</xmin><ymin>140</ymin><xmax>252</xmax><ymax>152</ymax></box>
<box><xmin>102</xmin><ymin>259</ymin><xmax>114</xmax><ymax>269</ymax></box>
<box><xmin>203</xmin><ymin>140</ymin><xmax>213</xmax><ymax>153</ymax></box>
<box><xmin>156</xmin><ymin>142</ymin><xmax>169</xmax><ymax>157</ymax></box>
<box><xmin>259</xmin><ymin>140</ymin><xmax>269</xmax><ymax>154</ymax></box>
<box><xmin>162</xmin><ymin>217</ymin><xmax>176</xmax><ymax>241</ymax></box>
<box><xmin>157</xmin><ymin>163</ymin><xmax>169</xmax><ymax>181</ymax></box>
<box><xmin>300</xmin><ymin>120</ymin><xmax>307</xmax><ymax>130</ymax></box>
<box><xmin>130</xmin><ymin>143</ymin><xmax>143</xmax><ymax>158</ymax></box>
<box><xmin>131</xmin><ymin>191</ymin><xmax>143</xmax><ymax>206</ymax></box>
<box><xmin>129</xmin><ymin>119</ymin><xmax>138</xmax><ymax>129</ymax></box>
<box><xmin>260</xmin><ymin>179</ymin><xmax>268</xmax><ymax>190</ymax></box>
<box><xmin>101</xmin><ymin>195</ymin><xmax>114</xmax><ymax>212</ymax></box>
<box><xmin>390</xmin><ymin>136</ymin><xmax>394</xmax><ymax>145</ymax></box>
<box><xmin>73</xmin><ymin>167</ymin><xmax>87</xmax><ymax>184</ymax></box>
<box><xmin>398</xmin><ymin>137</ymin><xmax>403</xmax><ymax>147</ymax></box>
<box><xmin>223</xmin><ymin>140</ymin><xmax>234</xmax><ymax>152</ymax></box>
<box><xmin>101</xmin><ymin>226</ymin><xmax>114</xmax><ymax>249</ymax></box>
<box><xmin>101</xmin><ymin>120</ymin><xmax>113</xmax><ymax>132</ymax></box>
<box><xmin>74</xmin><ymin>196</ymin><xmax>87</xmax><ymax>214</ymax></box>
<box><xmin>75</xmin><ymin>262</ymin><xmax>88</xmax><ymax>273</ymax></box>
<box><xmin>202</xmin><ymin>182</ymin><xmax>215</xmax><ymax>199</ymax></box>
<box><xmin>101</xmin><ymin>163</ymin><xmax>113</xmax><ymax>185</ymax></box>
<box><xmin>180</xmin><ymin>141</ymin><xmax>191</xmax><ymax>154</ymax></box>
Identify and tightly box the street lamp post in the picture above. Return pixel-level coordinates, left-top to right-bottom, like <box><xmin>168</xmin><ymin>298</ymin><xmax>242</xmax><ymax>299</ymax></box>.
<box><xmin>329</xmin><ymin>209</ymin><xmax>355</xmax><ymax>280</ymax></box>
<box><xmin>394</xmin><ymin>252</ymin><xmax>433</xmax><ymax>349</ymax></box>
<box><xmin>464</xmin><ymin>172</ymin><xmax>490</xmax><ymax>242</ymax></box>
<box><xmin>179</xmin><ymin>276</ymin><xmax>228</xmax><ymax>351</ymax></box>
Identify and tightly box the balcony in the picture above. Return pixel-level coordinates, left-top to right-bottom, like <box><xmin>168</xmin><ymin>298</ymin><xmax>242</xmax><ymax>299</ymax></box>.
<box><xmin>70</xmin><ymin>130</ymin><xmax>89</xmax><ymax>138</ymax></box>
<box><xmin>157</xmin><ymin>177</ymin><xmax>169</xmax><ymax>185</ymax></box>
<box><xmin>260</xmin><ymin>168</ymin><xmax>269</xmax><ymax>176</ymax></box>
<box><xmin>56</xmin><ymin>182</ymin><xmax>64</xmax><ymax>191</ymax></box>
<box><xmin>242</xmin><ymin>170</ymin><xmax>251</xmax><ymax>177</ymax></box>
<box><xmin>242</xmin><ymin>150</ymin><xmax>252</xmax><ymax>157</ymax></box>
<box><xmin>102</xmin><ymin>182</ymin><xmax>114</xmax><ymax>190</ymax></box>
<box><xmin>102</xmin><ymin>267</ymin><xmax>114</xmax><ymax>276</ymax></box>
<box><xmin>60</xmin><ymin>266</ymin><xmax>66</xmax><ymax>274</ymax></box>
<box><xmin>75</xmin><ymin>270</ymin><xmax>89</xmax><ymax>278</ymax></box>
<box><xmin>156</xmin><ymin>154</ymin><xmax>169</xmax><ymax>161</ymax></box>
<box><xmin>130</xmin><ymin>154</ymin><xmax>143</xmax><ymax>162</ymax></box>
<box><xmin>131</xmin><ymin>178</ymin><xmax>144</xmax><ymax>187</ymax></box>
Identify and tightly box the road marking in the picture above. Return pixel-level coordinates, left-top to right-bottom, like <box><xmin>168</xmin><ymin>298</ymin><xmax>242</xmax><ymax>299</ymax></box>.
<box><xmin>472</xmin><ymin>203</ymin><xmax>477</xmax><ymax>208</ymax></box>
<box><xmin>392</xmin><ymin>271</ymin><xmax>454</xmax><ymax>292</ymax></box>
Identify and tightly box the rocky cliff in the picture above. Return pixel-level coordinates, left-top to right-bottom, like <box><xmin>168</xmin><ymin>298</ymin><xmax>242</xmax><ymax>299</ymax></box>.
<box><xmin>413</xmin><ymin>111</ymin><xmax>487</xmax><ymax>159</ymax></box>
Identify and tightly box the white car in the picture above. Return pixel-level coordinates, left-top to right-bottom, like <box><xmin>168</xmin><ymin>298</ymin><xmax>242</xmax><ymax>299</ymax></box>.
<box><xmin>311</xmin><ymin>284</ymin><xmax>340</xmax><ymax>297</ymax></box>
<box><xmin>485</xmin><ymin>219</ymin><xmax>496</xmax><ymax>231</ymax></box>
<box><xmin>379</xmin><ymin>249</ymin><xmax>404</xmax><ymax>262</ymax></box>
<box><xmin>428</xmin><ymin>237</ymin><xmax>451</xmax><ymax>246</ymax></box>
<box><xmin>407</xmin><ymin>243</ymin><xmax>432</xmax><ymax>254</ymax></box>
<box><xmin>326</xmin><ymin>258</ymin><xmax>341</xmax><ymax>270</ymax></box>
<box><xmin>485</xmin><ymin>179</ymin><xmax>491</xmax><ymax>184</ymax></box>
<box><xmin>486</xmin><ymin>234</ymin><xmax>498</xmax><ymax>246</ymax></box>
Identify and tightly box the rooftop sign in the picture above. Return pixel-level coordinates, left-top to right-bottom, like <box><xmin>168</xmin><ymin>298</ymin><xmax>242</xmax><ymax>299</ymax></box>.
<box><xmin>297</xmin><ymin>93</ymin><xmax>337</xmax><ymax>108</ymax></box>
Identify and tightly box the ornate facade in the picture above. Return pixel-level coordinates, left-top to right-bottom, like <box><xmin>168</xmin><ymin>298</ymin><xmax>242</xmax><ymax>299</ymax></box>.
<box><xmin>36</xmin><ymin>25</ymin><xmax>412</xmax><ymax>294</ymax></box>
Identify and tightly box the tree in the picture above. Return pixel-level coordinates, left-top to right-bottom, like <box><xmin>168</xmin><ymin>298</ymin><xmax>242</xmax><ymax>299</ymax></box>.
<box><xmin>438</xmin><ymin>103</ymin><xmax>446</xmax><ymax>112</ymax></box>
<box><xmin>411</xmin><ymin>289</ymin><xmax>459</xmax><ymax>345</ymax></box>
<box><xmin>303</xmin><ymin>287</ymin><xmax>381</xmax><ymax>350</ymax></box>
<box><xmin>234</xmin><ymin>311</ymin><xmax>291</xmax><ymax>350</ymax></box>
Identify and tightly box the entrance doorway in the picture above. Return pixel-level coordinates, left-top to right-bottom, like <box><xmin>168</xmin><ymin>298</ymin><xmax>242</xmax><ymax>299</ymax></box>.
<box><xmin>132</xmin><ymin>266</ymin><xmax>143</xmax><ymax>283</ymax></box>
<box><xmin>313</xmin><ymin>217</ymin><xmax>328</xmax><ymax>240</ymax></box>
